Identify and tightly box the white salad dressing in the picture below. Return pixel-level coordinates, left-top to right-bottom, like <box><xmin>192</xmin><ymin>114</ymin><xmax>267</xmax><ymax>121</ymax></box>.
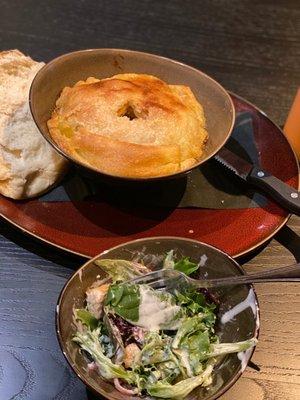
<box><xmin>221</xmin><ymin>289</ymin><xmax>257</xmax><ymax>324</ymax></box>
<box><xmin>237</xmin><ymin>348</ymin><xmax>253</xmax><ymax>371</ymax></box>
<box><xmin>198</xmin><ymin>254</ymin><xmax>208</xmax><ymax>267</ymax></box>
<box><xmin>137</xmin><ymin>286</ymin><xmax>181</xmax><ymax>330</ymax></box>
<box><xmin>178</xmin><ymin>349</ymin><xmax>193</xmax><ymax>377</ymax></box>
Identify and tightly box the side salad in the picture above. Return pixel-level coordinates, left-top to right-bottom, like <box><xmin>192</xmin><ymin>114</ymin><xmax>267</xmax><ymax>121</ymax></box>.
<box><xmin>73</xmin><ymin>252</ymin><xmax>257</xmax><ymax>398</ymax></box>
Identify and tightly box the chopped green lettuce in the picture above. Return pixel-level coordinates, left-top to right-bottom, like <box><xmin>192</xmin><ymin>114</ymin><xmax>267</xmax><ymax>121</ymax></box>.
<box><xmin>73</xmin><ymin>327</ymin><xmax>137</xmax><ymax>384</ymax></box>
<box><xmin>141</xmin><ymin>332</ymin><xmax>174</xmax><ymax>365</ymax></box>
<box><xmin>172</xmin><ymin>316</ymin><xmax>206</xmax><ymax>348</ymax></box>
<box><xmin>172</xmin><ymin>316</ymin><xmax>211</xmax><ymax>376</ymax></box>
<box><xmin>163</xmin><ymin>250</ymin><xmax>175</xmax><ymax>269</ymax></box>
<box><xmin>163</xmin><ymin>252</ymin><xmax>200</xmax><ymax>276</ymax></box>
<box><xmin>74</xmin><ymin>309</ymin><xmax>99</xmax><ymax>330</ymax></box>
<box><xmin>155</xmin><ymin>361</ymin><xmax>181</xmax><ymax>383</ymax></box>
<box><xmin>174</xmin><ymin>257</ymin><xmax>199</xmax><ymax>276</ymax></box>
<box><xmin>209</xmin><ymin>338</ymin><xmax>258</xmax><ymax>357</ymax></box>
<box><xmin>94</xmin><ymin>259</ymin><xmax>149</xmax><ymax>282</ymax></box>
<box><xmin>146</xmin><ymin>364</ymin><xmax>214</xmax><ymax>398</ymax></box>
<box><xmin>174</xmin><ymin>289</ymin><xmax>216</xmax><ymax>328</ymax></box>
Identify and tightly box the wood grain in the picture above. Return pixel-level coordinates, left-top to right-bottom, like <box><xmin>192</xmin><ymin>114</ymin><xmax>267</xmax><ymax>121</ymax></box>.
<box><xmin>221</xmin><ymin>216</ymin><xmax>300</xmax><ymax>400</ymax></box>
<box><xmin>0</xmin><ymin>0</ymin><xmax>299</xmax><ymax>125</ymax></box>
<box><xmin>0</xmin><ymin>1</ymin><xmax>299</xmax><ymax>399</ymax></box>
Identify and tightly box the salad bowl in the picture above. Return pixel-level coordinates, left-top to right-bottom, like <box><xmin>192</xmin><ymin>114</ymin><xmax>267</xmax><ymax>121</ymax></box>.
<box><xmin>56</xmin><ymin>237</ymin><xmax>259</xmax><ymax>399</ymax></box>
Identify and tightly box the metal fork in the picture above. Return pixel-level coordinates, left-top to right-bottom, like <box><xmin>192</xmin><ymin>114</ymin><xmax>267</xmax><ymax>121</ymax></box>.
<box><xmin>128</xmin><ymin>263</ymin><xmax>300</xmax><ymax>291</ymax></box>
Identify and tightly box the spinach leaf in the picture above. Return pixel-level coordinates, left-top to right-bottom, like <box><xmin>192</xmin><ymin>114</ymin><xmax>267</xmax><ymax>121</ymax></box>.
<box><xmin>105</xmin><ymin>284</ymin><xmax>140</xmax><ymax>322</ymax></box>
<box><xmin>106</xmin><ymin>284</ymin><xmax>183</xmax><ymax>330</ymax></box>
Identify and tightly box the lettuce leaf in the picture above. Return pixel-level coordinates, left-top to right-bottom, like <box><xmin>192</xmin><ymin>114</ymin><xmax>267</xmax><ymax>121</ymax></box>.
<box><xmin>163</xmin><ymin>251</ymin><xmax>201</xmax><ymax>276</ymax></box>
<box><xmin>146</xmin><ymin>364</ymin><xmax>214</xmax><ymax>398</ymax></box>
<box><xmin>141</xmin><ymin>332</ymin><xmax>174</xmax><ymax>365</ymax></box>
<box><xmin>155</xmin><ymin>361</ymin><xmax>181</xmax><ymax>383</ymax></box>
<box><xmin>74</xmin><ymin>309</ymin><xmax>99</xmax><ymax>330</ymax></box>
<box><xmin>94</xmin><ymin>259</ymin><xmax>150</xmax><ymax>282</ymax></box>
<box><xmin>102</xmin><ymin>313</ymin><xmax>124</xmax><ymax>360</ymax></box>
<box><xmin>73</xmin><ymin>327</ymin><xmax>137</xmax><ymax>384</ymax></box>
<box><xmin>172</xmin><ymin>316</ymin><xmax>206</xmax><ymax>349</ymax></box>
<box><xmin>163</xmin><ymin>252</ymin><xmax>200</xmax><ymax>276</ymax></box>
<box><xmin>174</xmin><ymin>257</ymin><xmax>199</xmax><ymax>276</ymax></box>
<box><xmin>174</xmin><ymin>288</ymin><xmax>216</xmax><ymax>329</ymax></box>
<box><xmin>209</xmin><ymin>338</ymin><xmax>258</xmax><ymax>357</ymax></box>
<box><xmin>163</xmin><ymin>250</ymin><xmax>175</xmax><ymax>269</ymax></box>
<box><xmin>172</xmin><ymin>316</ymin><xmax>211</xmax><ymax>376</ymax></box>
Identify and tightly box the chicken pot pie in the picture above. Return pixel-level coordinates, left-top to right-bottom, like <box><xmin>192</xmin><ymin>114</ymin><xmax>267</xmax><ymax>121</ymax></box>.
<box><xmin>47</xmin><ymin>73</ymin><xmax>208</xmax><ymax>178</ymax></box>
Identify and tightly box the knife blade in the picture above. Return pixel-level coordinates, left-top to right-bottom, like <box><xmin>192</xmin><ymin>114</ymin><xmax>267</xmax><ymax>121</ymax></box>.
<box><xmin>215</xmin><ymin>147</ymin><xmax>300</xmax><ymax>215</ymax></box>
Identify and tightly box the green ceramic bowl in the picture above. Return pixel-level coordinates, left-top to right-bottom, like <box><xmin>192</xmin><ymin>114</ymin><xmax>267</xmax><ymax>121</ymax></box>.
<box><xmin>56</xmin><ymin>237</ymin><xmax>259</xmax><ymax>399</ymax></box>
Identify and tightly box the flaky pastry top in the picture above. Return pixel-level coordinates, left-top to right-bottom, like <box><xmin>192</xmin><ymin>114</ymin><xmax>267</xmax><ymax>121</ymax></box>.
<box><xmin>47</xmin><ymin>73</ymin><xmax>208</xmax><ymax>178</ymax></box>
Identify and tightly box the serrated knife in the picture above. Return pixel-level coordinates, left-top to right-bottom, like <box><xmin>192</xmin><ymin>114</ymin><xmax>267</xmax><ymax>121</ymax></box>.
<box><xmin>215</xmin><ymin>147</ymin><xmax>300</xmax><ymax>215</ymax></box>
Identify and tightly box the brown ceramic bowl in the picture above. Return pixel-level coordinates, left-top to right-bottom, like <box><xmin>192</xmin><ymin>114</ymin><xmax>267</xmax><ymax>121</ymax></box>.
<box><xmin>56</xmin><ymin>237</ymin><xmax>259</xmax><ymax>400</ymax></box>
<box><xmin>30</xmin><ymin>49</ymin><xmax>235</xmax><ymax>182</ymax></box>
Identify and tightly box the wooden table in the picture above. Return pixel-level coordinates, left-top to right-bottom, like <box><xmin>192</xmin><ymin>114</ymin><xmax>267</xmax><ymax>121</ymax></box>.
<box><xmin>0</xmin><ymin>1</ymin><xmax>299</xmax><ymax>399</ymax></box>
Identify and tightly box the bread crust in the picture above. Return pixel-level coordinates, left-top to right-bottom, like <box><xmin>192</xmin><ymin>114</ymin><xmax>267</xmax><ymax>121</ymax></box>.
<box><xmin>48</xmin><ymin>73</ymin><xmax>208</xmax><ymax>178</ymax></box>
<box><xmin>0</xmin><ymin>50</ymin><xmax>68</xmax><ymax>199</ymax></box>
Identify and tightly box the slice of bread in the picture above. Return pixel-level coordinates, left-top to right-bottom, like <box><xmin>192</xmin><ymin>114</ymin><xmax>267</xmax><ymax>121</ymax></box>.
<box><xmin>0</xmin><ymin>50</ymin><xmax>67</xmax><ymax>199</ymax></box>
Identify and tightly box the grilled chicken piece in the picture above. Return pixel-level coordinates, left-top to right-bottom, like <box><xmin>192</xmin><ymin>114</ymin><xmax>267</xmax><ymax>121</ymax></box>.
<box><xmin>86</xmin><ymin>284</ymin><xmax>109</xmax><ymax>318</ymax></box>
<box><xmin>123</xmin><ymin>343</ymin><xmax>141</xmax><ymax>368</ymax></box>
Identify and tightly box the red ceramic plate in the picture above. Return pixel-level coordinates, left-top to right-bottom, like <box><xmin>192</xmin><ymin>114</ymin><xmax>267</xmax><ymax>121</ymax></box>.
<box><xmin>0</xmin><ymin>94</ymin><xmax>298</xmax><ymax>258</ymax></box>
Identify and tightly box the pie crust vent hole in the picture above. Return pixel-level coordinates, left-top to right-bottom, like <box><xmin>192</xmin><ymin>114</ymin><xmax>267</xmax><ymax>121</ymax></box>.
<box><xmin>117</xmin><ymin>104</ymin><xmax>137</xmax><ymax>120</ymax></box>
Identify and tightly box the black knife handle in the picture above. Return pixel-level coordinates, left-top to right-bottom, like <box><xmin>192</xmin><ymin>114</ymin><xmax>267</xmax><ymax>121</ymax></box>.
<box><xmin>248</xmin><ymin>167</ymin><xmax>300</xmax><ymax>215</ymax></box>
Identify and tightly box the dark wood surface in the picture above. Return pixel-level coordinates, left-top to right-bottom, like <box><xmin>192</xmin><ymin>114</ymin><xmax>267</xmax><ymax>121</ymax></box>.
<box><xmin>0</xmin><ymin>1</ymin><xmax>299</xmax><ymax>399</ymax></box>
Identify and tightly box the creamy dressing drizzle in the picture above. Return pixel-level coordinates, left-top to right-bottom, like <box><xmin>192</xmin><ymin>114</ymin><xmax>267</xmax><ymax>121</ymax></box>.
<box><xmin>179</xmin><ymin>349</ymin><xmax>193</xmax><ymax>377</ymax></box>
<box><xmin>221</xmin><ymin>289</ymin><xmax>256</xmax><ymax>324</ymax></box>
<box><xmin>198</xmin><ymin>254</ymin><xmax>208</xmax><ymax>267</ymax></box>
<box><xmin>137</xmin><ymin>286</ymin><xmax>181</xmax><ymax>330</ymax></box>
<box><xmin>237</xmin><ymin>348</ymin><xmax>253</xmax><ymax>371</ymax></box>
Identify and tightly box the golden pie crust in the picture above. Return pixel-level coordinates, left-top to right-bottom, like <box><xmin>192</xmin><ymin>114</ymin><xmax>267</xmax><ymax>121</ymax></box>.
<box><xmin>47</xmin><ymin>74</ymin><xmax>208</xmax><ymax>178</ymax></box>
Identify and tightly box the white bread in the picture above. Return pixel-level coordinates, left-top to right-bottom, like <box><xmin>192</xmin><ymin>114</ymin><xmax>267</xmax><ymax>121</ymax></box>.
<box><xmin>0</xmin><ymin>50</ymin><xmax>67</xmax><ymax>199</ymax></box>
